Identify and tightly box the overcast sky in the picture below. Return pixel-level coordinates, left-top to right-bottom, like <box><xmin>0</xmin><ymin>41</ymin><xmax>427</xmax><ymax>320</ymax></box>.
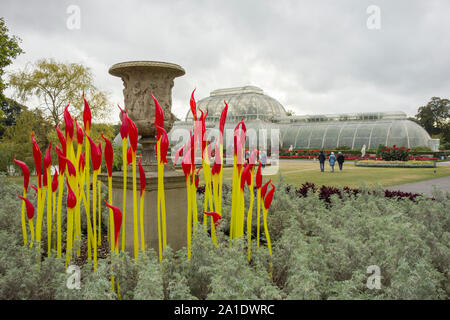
<box><xmin>2</xmin><ymin>0</ymin><xmax>449</xmax><ymax>123</ymax></box>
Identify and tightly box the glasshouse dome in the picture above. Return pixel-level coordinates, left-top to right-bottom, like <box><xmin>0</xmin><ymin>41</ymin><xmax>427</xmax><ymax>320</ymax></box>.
<box><xmin>184</xmin><ymin>86</ymin><xmax>288</xmax><ymax>122</ymax></box>
<box><xmin>170</xmin><ymin>86</ymin><xmax>439</xmax><ymax>151</ymax></box>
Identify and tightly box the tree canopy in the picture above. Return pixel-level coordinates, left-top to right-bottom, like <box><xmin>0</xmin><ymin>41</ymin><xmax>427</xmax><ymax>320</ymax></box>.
<box><xmin>0</xmin><ymin>97</ymin><xmax>26</xmax><ymax>137</ymax></box>
<box><xmin>0</xmin><ymin>106</ymin><xmax>117</xmax><ymax>173</ymax></box>
<box><xmin>0</xmin><ymin>108</ymin><xmax>52</xmax><ymax>172</ymax></box>
<box><xmin>415</xmin><ymin>97</ymin><xmax>450</xmax><ymax>143</ymax></box>
<box><xmin>9</xmin><ymin>58</ymin><xmax>111</xmax><ymax>126</ymax></box>
<box><xmin>0</xmin><ymin>17</ymin><xmax>24</xmax><ymax>100</ymax></box>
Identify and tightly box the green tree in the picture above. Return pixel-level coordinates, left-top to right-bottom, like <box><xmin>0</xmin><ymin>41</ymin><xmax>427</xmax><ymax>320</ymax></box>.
<box><xmin>441</xmin><ymin>122</ymin><xmax>450</xmax><ymax>145</ymax></box>
<box><xmin>9</xmin><ymin>58</ymin><xmax>111</xmax><ymax>126</ymax></box>
<box><xmin>0</xmin><ymin>108</ymin><xmax>53</xmax><ymax>172</ymax></box>
<box><xmin>0</xmin><ymin>109</ymin><xmax>4</xmax><ymax>137</ymax></box>
<box><xmin>0</xmin><ymin>17</ymin><xmax>24</xmax><ymax>100</ymax></box>
<box><xmin>0</xmin><ymin>97</ymin><xmax>26</xmax><ymax>137</ymax></box>
<box><xmin>415</xmin><ymin>97</ymin><xmax>449</xmax><ymax>140</ymax></box>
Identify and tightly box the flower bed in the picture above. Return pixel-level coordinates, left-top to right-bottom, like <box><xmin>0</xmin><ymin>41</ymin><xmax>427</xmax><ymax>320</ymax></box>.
<box><xmin>280</xmin><ymin>155</ymin><xmax>321</xmax><ymax>160</ymax></box>
<box><xmin>2</xmin><ymin>178</ymin><xmax>448</xmax><ymax>300</ymax></box>
<box><xmin>280</xmin><ymin>147</ymin><xmax>444</xmax><ymax>161</ymax></box>
<box><xmin>280</xmin><ymin>154</ymin><xmax>439</xmax><ymax>161</ymax></box>
<box><xmin>409</xmin><ymin>156</ymin><xmax>438</xmax><ymax>161</ymax></box>
<box><xmin>355</xmin><ymin>160</ymin><xmax>436</xmax><ymax>168</ymax></box>
<box><xmin>284</xmin><ymin>181</ymin><xmax>426</xmax><ymax>203</ymax></box>
<box><xmin>280</xmin><ymin>154</ymin><xmax>382</xmax><ymax>160</ymax></box>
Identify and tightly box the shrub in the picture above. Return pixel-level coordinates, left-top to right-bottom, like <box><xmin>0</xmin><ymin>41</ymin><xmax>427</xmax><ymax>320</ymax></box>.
<box><xmin>286</xmin><ymin>181</ymin><xmax>423</xmax><ymax>204</ymax></box>
<box><xmin>0</xmin><ymin>176</ymin><xmax>448</xmax><ymax>300</ymax></box>
<box><xmin>410</xmin><ymin>146</ymin><xmax>433</xmax><ymax>153</ymax></box>
<box><xmin>355</xmin><ymin>160</ymin><xmax>436</xmax><ymax>168</ymax></box>
<box><xmin>207</xmin><ymin>238</ymin><xmax>282</xmax><ymax>300</ymax></box>
<box><xmin>133</xmin><ymin>250</ymin><xmax>164</xmax><ymax>299</ymax></box>
<box><xmin>380</xmin><ymin>145</ymin><xmax>410</xmax><ymax>161</ymax></box>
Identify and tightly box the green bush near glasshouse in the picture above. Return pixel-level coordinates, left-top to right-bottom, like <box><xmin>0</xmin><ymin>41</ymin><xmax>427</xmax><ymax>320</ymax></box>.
<box><xmin>0</xmin><ymin>176</ymin><xmax>448</xmax><ymax>300</ymax></box>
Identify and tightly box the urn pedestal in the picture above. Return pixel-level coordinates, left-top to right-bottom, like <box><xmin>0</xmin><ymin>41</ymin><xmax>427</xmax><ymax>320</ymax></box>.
<box><xmin>100</xmin><ymin>171</ymin><xmax>187</xmax><ymax>253</ymax></box>
<box><xmin>104</xmin><ymin>61</ymin><xmax>187</xmax><ymax>253</ymax></box>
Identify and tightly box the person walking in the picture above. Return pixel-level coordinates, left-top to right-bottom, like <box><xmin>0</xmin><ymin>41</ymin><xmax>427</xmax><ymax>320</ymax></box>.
<box><xmin>329</xmin><ymin>151</ymin><xmax>336</xmax><ymax>172</ymax></box>
<box><xmin>260</xmin><ymin>151</ymin><xmax>267</xmax><ymax>168</ymax></box>
<box><xmin>318</xmin><ymin>150</ymin><xmax>326</xmax><ymax>172</ymax></box>
<box><xmin>337</xmin><ymin>152</ymin><xmax>345</xmax><ymax>171</ymax></box>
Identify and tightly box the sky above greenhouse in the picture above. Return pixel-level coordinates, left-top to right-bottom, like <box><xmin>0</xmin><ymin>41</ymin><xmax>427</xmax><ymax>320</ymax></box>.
<box><xmin>1</xmin><ymin>0</ymin><xmax>450</xmax><ymax>123</ymax></box>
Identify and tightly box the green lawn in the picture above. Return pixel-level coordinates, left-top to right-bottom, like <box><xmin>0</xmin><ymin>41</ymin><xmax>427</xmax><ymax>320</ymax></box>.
<box><xmin>218</xmin><ymin>160</ymin><xmax>450</xmax><ymax>188</ymax></box>
<box><xmin>7</xmin><ymin>160</ymin><xmax>450</xmax><ymax>189</ymax></box>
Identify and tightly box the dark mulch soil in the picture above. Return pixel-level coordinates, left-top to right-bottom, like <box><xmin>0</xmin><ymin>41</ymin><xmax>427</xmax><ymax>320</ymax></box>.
<box><xmin>73</xmin><ymin>233</ymin><xmax>111</xmax><ymax>267</ymax></box>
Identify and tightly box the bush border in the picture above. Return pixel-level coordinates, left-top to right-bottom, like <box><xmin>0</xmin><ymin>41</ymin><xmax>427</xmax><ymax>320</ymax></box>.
<box><xmin>354</xmin><ymin>160</ymin><xmax>436</xmax><ymax>168</ymax></box>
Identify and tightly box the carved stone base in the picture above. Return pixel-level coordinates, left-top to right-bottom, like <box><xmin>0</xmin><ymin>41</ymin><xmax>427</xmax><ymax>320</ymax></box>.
<box><xmin>99</xmin><ymin>170</ymin><xmax>187</xmax><ymax>254</ymax></box>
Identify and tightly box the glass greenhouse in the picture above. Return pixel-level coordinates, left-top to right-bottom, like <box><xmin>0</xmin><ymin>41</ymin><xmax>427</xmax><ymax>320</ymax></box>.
<box><xmin>277</xmin><ymin>119</ymin><xmax>432</xmax><ymax>149</ymax></box>
<box><xmin>170</xmin><ymin>86</ymin><xmax>439</xmax><ymax>151</ymax></box>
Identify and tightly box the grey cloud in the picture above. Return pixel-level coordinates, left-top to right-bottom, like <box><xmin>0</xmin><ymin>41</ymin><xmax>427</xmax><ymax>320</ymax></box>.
<box><xmin>1</xmin><ymin>0</ymin><xmax>449</xmax><ymax>121</ymax></box>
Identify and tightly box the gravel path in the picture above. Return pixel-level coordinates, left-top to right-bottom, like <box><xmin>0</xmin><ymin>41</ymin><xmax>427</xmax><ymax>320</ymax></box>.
<box><xmin>386</xmin><ymin>175</ymin><xmax>450</xmax><ymax>195</ymax></box>
<box><xmin>386</xmin><ymin>162</ymin><xmax>450</xmax><ymax>195</ymax></box>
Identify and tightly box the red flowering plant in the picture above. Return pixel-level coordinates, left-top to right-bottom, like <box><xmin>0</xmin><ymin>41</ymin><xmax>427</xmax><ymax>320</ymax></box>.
<box><xmin>288</xmin><ymin>181</ymin><xmax>423</xmax><ymax>204</ymax></box>
<box><xmin>280</xmin><ymin>148</ymin><xmax>334</xmax><ymax>157</ymax></box>
<box><xmin>380</xmin><ymin>145</ymin><xmax>410</xmax><ymax>161</ymax></box>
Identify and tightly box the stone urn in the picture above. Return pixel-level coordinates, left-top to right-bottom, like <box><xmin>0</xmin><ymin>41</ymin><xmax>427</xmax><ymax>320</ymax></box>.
<box><xmin>105</xmin><ymin>61</ymin><xmax>187</xmax><ymax>254</ymax></box>
<box><xmin>109</xmin><ymin>61</ymin><xmax>185</xmax><ymax>171</ymax></box>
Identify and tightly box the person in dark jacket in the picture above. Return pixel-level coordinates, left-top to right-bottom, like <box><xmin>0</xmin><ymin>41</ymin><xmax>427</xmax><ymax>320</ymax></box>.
<box><xmin>337</xmin><ymin>152</ymin><xmax>345</xmax><ymax>171</ymax></box>
<box><xmin>318</xmin><ymin>150</ymin><xmax>326</xmax><ymax>172</ymax></box>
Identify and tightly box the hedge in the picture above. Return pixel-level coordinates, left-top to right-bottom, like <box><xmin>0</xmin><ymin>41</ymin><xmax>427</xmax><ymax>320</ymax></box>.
<box><xmin>355</xmin><ymin>160</ymin><xmax>436</xmax><ymax>168</ymax></box>
<box><xmin>1</xmin><ymin>175</ymin><xmax>449</xmax><ymax>300</ymax></box>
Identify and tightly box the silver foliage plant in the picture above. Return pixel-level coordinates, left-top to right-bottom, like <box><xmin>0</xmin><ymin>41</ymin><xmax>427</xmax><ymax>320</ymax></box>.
<box><xmin>0</xmin><ymin>175</ymin><xmax>448</xmax><ymax>300</ymax></box>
